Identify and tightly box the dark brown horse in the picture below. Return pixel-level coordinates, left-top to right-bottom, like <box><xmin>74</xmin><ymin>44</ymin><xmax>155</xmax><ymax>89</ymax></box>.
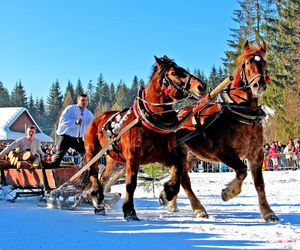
<box><xmin>165</xmin><ymin>41</ymin><xmax>279</xmax><ymax>222</ymax></box>
<box><xmin>84</xmin><ymin>56</ymin><xmax>206</xmax><ymax>221</ymax></box>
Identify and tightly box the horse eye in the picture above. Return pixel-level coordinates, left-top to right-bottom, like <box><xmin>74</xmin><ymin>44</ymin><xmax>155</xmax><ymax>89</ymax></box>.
<box><xmin>170</xmin><ymin>72</ymin><xmax>177</xmax><ymax>76</ymax></box>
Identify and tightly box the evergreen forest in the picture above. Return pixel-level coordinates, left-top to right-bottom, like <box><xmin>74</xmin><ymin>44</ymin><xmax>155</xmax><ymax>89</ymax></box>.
<box><xmin>0</xmin><ymin>0</ymin><xmax>299</xmax><ymax>141</ymax></box>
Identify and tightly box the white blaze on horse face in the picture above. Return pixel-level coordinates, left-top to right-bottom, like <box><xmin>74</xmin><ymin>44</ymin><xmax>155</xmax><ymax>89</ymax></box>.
<box><xmin>245</xmin><ymin>55</ymin><xmax>267</xmax><ymax>97</ymax></box>
<box><xmin>254</xmin><ymin>56</ymin><xmax>261</xmax><ymax>61</ymax></box>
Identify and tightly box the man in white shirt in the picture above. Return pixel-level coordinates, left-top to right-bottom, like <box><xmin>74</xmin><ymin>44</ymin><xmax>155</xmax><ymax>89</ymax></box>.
<box><xmin>0</xmin><ymin>125</ymin><xmax>45</xmax><ymax>160</ymax></box>
<box><xmin>51</xmin><ymin>94</ymin><xmax>94</xmax><ymax>168</ymax></box>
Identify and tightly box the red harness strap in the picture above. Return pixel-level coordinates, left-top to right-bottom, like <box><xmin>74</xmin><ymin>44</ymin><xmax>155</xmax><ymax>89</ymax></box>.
<box><xmin>133</xmin><ymin>100</ymin><xmax>170</xmax><ymax>134</ymax></box>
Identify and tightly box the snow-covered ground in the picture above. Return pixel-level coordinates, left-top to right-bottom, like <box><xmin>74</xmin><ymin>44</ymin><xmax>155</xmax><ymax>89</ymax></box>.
<box><xmin>0</xmin><ymin>170</ymin><xmax>299</xmax><ymax>250</ymax></box>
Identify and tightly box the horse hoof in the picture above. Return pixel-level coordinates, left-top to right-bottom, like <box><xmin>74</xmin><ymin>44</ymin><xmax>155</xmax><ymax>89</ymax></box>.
<box><xmin>194</xmin><ymin>209</ymin><xmax>209</xmax><ymax>218</ymax></box>
<box><xmin>94</xmin><ymin>208</ymin><xmax>106</xmax><ymax>215</ymax></box>
<box><xmin>264</xmin><ymin>213</ymin><xmax>279</xmax><ymax>222</ymax></box>
<box><xmin>163</xmin><ymin>183</ymin><xmax>178</xmax><ymax>201</ymax></box>
<box><xmin>167</xmin><ymin>206</ymin><xmax>179</xmax><ymax>213</ymax></box>
<box><xmin>158</xmin><ymin>192</ymin><xmax>168</xmax><ymax>206</ymax></box>
<box><xmin>124</xmin><ymin>213</ymin><xmax>140</xmax><ymax>221</ymax></box>
<box><xmin>221</xmin><ymin>189</ymin><xmax>229</xmax><ymax>201</ymax></box>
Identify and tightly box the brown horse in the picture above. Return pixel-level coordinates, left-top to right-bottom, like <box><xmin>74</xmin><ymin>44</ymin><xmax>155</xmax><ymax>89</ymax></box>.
<box><xmin>84</xmin><ymin>56</ymin><xmax>206</xmax><ymax>221</ymax></box>
<box><xmin>165</xmin><ymin>41</ymin><xmax>279</xmax><ymax>222</ymax></box>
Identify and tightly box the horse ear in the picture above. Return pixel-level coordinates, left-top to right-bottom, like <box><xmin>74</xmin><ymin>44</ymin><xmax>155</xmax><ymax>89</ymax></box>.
<box><xmin>243</xmin><ymin>40</ymin><xmax>250</xmax><ymax>51</ymax></box>
<box><xmin>260</xmin><ymin>41</ymin><xmax>267</xmax><ymax>55</ymax></box>
<box><xmin>154</xmin><ymin>56</ymin><xmax>163</xmax><ymax>68</ymax></box>
<box><xmin>163</xmin><ymin>55</ymin><xmax>170</xmax><ymax>61</ymax></box>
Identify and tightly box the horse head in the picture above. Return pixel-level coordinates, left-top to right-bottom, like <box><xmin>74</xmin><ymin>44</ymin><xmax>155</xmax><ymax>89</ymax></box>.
<box><xmin>232</xmin><ymin>41</ymin><xmax>271</xmax><ymax>99</ymax></box>
<box><xmin>134</xmin><ymin>56</ymin><xmax>206</xmax><ymax>133</ymax></box>
<box><xmin>151</xmin><ymin>55</ymin><xmax>206</xmax><ymax>101</ymax></box>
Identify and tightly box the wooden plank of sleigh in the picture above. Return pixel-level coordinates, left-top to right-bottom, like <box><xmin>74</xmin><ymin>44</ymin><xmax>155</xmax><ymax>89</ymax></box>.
<box><xmin>0</xmin><ymin>160</ymin><xmax>80</xmax><ymax>190</ymax></box>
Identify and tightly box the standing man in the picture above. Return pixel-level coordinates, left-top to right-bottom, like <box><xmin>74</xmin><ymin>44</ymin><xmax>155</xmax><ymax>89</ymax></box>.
<box><xmin>51</xmin><ymin>94</ymin><xmax>94</xmax><ymax>168</ymax></box>
<box><xmin>0</xmin><ymin>125</ymin><xmax>45</xmax><ymax>160</ymax></box>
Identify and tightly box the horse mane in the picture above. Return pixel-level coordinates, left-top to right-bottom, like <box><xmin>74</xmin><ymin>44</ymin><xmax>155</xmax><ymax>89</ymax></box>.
<box><xmin>232</xmin><ymin>46</ymin><xmax>262</xmax><ymax>88</ymax></box>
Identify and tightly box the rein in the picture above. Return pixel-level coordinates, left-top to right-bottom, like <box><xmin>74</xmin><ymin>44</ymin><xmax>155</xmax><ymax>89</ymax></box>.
<box><xmin>136</xmin><ymin>90</ymin><xmax>199</xmax><ymax>114</ymax></box>
<box><xmin>133</xmin><ymin>94</ymin><xmax>199</xmax><ymax>134</ymax></box>
<box><xmin>175</xmin><ymin>76</ymin><xmax>266</xmax><ymax>146</ymax></box>
<box><xmin>131</xmin><ymin>67</ymin><xmax>203</xmax><ymax>133</ymax></box>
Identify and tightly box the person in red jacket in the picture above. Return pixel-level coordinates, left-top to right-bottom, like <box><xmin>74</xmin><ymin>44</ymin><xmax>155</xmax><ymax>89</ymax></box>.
<box><xmin>269</xmin><ymin>142</ymin><xmax>279</xmax><ymax>171</ymax></box>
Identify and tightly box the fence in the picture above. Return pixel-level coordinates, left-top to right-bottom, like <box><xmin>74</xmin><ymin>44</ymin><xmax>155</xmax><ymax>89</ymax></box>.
<box><xmin>61</xmin><ymin>153</ymin><xmax>299</xmax><ymax>173</ymax></box>
<box><xmin>191</xmin><ymin>153</ymin><xmax>300</xmax><ymax>173</ymax></box>
<box><xmin>61</xmin><ymin>155</ymin><xmax>107</xmax><ymax>167</ymax></box>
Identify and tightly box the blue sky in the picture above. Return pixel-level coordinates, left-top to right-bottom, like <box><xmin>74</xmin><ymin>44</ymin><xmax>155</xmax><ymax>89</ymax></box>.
<box><xmin>0</xmin><ymin>1</ymin><xmax>239</xmax><ymax>99</ymax></box>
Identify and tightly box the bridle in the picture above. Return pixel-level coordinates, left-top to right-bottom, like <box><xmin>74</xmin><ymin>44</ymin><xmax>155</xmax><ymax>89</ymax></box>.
<box><xmin>162</xmin><ymin>73</ymin><xmax>194</xmax><ymax>97</ymax></box>
<box><xmin>159</xmin><ymin>63</ymin><xmax>204</xmax><ymax>100</ymax></box>
<box><xmin>132</xmin><ymin>62</ymin><xmax>205</xmax><ymax>134</ymax></box>
<box><xmin>239</xmin><ymin>55</ymin><xmax>269</xmax><ymax>89</ymax></box>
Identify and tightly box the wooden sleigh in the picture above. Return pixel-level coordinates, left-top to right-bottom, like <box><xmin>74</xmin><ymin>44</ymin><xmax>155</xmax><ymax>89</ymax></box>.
<box><xmin>0</xmin><ymin>159</ymin><xmax>80</xmax><ymax>201</ymax></box>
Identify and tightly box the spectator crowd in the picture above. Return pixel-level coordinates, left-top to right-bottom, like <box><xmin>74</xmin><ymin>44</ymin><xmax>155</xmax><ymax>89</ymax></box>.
<box><xmin>1</xmin><ymin>137</ymin><xmax>299</xmax><ymax>171</ymax></box>
<box><xmin>41</xmin><ymin>143</ymin><xmax>82</xmax><ymax>166</ymax></box>
<box><xmin>263</xmin><ymin>138</ymin><xmax>300</xmax><ymax>171</ymax></box>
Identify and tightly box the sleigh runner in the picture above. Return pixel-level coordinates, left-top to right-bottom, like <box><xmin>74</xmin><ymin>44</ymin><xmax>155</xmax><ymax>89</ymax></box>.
<box><xmin>0</xmin><ymin>158</ymin><xmax>121</xmax><ymax>210</ymax></box>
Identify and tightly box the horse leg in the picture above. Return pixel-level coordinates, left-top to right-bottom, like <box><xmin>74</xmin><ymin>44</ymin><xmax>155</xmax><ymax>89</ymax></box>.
<box><xmin>220</xmin><ymin>155</ymin><xmax>248</xmax><ymax>201</ymax></box>
<box><xmin>100</xmin><ymin>156</ymin><xmax>124</xmax><ymax>193</ymax></box>
<box><xmin>167</xmin><ymin>195</ymin><xmax>179</xmax><ymax>212</ymax></box>
<box><xmin>180</xmin><ymin>171</ymin><xmax>209</xmax><ymax>218</ymax></box>
<box><xmin>249</xmin><ymin>151</ymin><xmax>279</xmax><ymax>222</ymax></box>
<box><xmin>166</xmin><ymin>170</ymin><xmax>208</xmax><ymax>218</ymax></box>
<box><xmin>85</xmin><ymin>145</ymin><xmax>105</xmax><ymax>215</ymax></box>
<box><xmin>159</xmin><ymin>148</ymin><xmax>185</xmax><ymax>204</ymax></box>
<box><xmin>122</xmin><ymin>155</ymin><xmax>140</xmax><ymax>221</ymax></box>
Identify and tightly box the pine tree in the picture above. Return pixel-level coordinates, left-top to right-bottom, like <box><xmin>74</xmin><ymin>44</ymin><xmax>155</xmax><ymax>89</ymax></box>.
<box><xmin>74</xmin><ymin>78</ymin><xmax>85</xmax><ymax>98</ymax></box>
<box><xmin>0</xmin><ymin>81</ymin><xmax>10</xmax><ymax>107</ymax></box>
<box><xmin>217</xmin><ymin>67</ymin><xmax>226</xmax><ymax>82</ymax></box>
<box><xmin>93</xmin><ymin>74</ymin><xmax>110</xmax><ymax>108</ymax></box>
<box><xmin>115</xmin><ymin>81</ymin><xmax>129</xmax><ymax>109</ymax></box>
<box><xmin>223</xmin><ymin>0</ymin><xmax>275</xmax><ymax>74</ymax></box>
<box><xmin>36</xmin><ymin>97</ymin><xmax>53</xmax><ymax>136</ymax></box>
<box><xmin>193</xmin><ymin>68</ymin><xmax>207</xmax><ymax>83</ymax></box>
<box><xmin>139</xmin><ymin>162</ymin><xmax>169</xmax><ymax>197</ymax></box>
<box><xmin>85</xmin><ymin>80</ymin><xmax>95</xmax><ymax>112</ymax></box>
<box><xmin>37</xmin><ymin>98</ymin><xmax>46</xmax><ymax>117</ymax></box>
<box><xmin>108</xmin><ymin>82</ymin><xmax>116</xmax><ymax>107</ymax></box>
<box><xmin>102</xmin><ymin>82</ymin><xmax>111</xmax><ymax>107</ymax></box>
<box><xmin>65</xmin><ymin>80</ymin><xmax>75</xmax><ymax>103</ymax></box>
<box><xmin>129</xmin><ymin>76</ymin><xmax>139</xmax><ymax>106</ymax></box>
<box><xmin>10</xmin><ymin>80</ymin><xmax>28</xmax><ymax>107</ymax></box>
<box><xmin>207</xmin><ymin>65</ymin><xmax>219</xmax><ymax>91</ymax></box>
<box><xmin>263</xmin><ymin>0</ymin><xmax>300</xmax><ymax>140</ymax></box>
<box><xmin>62</xmin><ymin>90</ymin><xmax>73</xmax><ymax>109</ymax></box>
<box><xmin>27</xmin><ymin>94</ymin><xmax>36</xmax><ymax>117</ymax></box>
<box><xmin>139</xmin><ymin>79</ymin><xmax>145</xmax><ymax>89</ymax></box>
<box><xmin>46</xmin><ymin>80</ymin><xmax>63</xmax><ymax>123</ymax></box>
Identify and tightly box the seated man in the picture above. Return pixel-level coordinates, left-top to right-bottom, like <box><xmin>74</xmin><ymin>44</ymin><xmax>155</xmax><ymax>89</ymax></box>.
<box><xmin>0</xmin><ymin>125</ymin><xmax>45</xmax><ymax>165</ymax></box>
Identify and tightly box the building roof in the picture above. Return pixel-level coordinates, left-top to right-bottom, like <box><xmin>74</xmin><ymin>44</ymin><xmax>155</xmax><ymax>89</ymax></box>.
<box><xmin>0</xmin><ymin>107</ymin><xmax>53</xmax><ymax>143</ymax></box>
